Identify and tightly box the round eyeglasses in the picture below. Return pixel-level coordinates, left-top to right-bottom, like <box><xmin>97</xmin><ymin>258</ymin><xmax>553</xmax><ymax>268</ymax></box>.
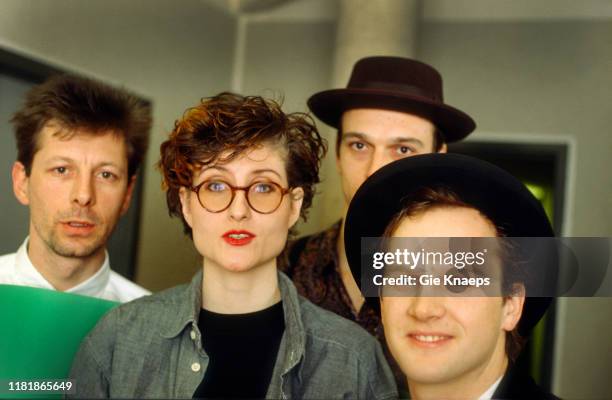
<box><xmin>191</xmin><ymin>180</ymin><xmax>292</xmax><ymax>214</ymax></box>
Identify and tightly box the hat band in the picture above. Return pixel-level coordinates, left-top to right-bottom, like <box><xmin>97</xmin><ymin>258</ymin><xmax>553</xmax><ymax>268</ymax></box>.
<box><xmin>353</xmin><ymin>81</ymin><xmax>442</xmax><ymax>102</ymax></box>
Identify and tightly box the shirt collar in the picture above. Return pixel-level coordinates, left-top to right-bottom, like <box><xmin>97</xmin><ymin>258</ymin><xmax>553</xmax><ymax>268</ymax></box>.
<box><xmin>277</xmin><ymin>271</ymin><xmax>306</xmax><ymax>372</ymax></box>
<box><xmin>13</xmin><ymin>237</ymin><xmax>111</xmax><ymax>296</ymax></box>
<box><xmin>478</xmin><ymin>375</ymin><xmax>503</xmax><ymax>400</ymax></box>
<box><xmin>160</xmin><ymin>269</ymin><xmax>204</xmax><ymax>339</ymax></box>
<box><xmin>159</xmin><ymin>269</ymin><xmax>307</xmax><ymax>370</ymax></box>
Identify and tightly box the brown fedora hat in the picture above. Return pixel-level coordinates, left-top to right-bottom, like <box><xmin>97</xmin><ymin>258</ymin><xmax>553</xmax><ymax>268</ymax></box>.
<box><xmin>308</xmin><ymin>56</ymin><xmax>476</xmax><ymax>142</ymax></box>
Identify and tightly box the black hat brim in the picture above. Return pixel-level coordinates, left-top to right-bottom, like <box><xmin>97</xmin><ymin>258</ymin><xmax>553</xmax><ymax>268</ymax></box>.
<box><xmin>344</xmin><ymin>153</ymin><xmax>555</xmax><ymax>335</ymax></box>
<box><xmin>308</xmin><ymin>88</ymin><xmax>476</xmax><ymax>142</ymax></box>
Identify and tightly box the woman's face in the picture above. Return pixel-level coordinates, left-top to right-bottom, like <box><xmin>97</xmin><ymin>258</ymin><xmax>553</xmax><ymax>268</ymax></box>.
<box><xmin>179</xmin><ymin>142</ymin><xmax>303</xmax><ymax>273</ymax></box>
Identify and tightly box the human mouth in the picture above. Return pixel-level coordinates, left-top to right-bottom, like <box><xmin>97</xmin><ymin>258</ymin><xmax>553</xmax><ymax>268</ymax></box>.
<box><xmin>408</xmin><ymin>332</ymin><xmax>453</xmax><ymax>347</ymax></box>
<box><xmin>222</xmin><ymin>230</ymin><xmax>255</xmax><ymax>246</ymax></box>
<box><xmin>61</xmin><ymin>220</ymin><xmax>96</xmax><ymax>235</ymax></box>
<box><xmin>67</xmin><ymin>221</ymin><xmax>93</xmax><ymax>227</ymax></box>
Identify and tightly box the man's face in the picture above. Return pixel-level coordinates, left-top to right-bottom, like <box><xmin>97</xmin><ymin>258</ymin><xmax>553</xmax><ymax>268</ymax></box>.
<box><xmin>12</xmin><ymin>123</ymin><xmax>134</xmax><ymax>261</ymax></box>
<box><xmin>380</xmin><ymin>206</ymin><xmax>523</xmax><ymax>389</ymax></box>
<box><xmin>336</xmin><ymin>108</ymin><xmax>444</xmax><ymax>207</ymax></box>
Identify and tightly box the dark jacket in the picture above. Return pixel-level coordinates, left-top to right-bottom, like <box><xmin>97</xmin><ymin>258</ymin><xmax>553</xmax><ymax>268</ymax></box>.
<box><xmin>493</xmin><ymin>363</ymin><xmax>560</xmax><ymax>400</ymax></box>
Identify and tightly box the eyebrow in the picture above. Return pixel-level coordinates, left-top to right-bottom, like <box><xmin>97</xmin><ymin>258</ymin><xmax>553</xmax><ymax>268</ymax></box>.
<box><xmin>44</xmin><ymin>156</ymin><xmax>122</xmax><ymax>170</ymax></box>
<box><xmin>342</xmin><ymin>132</ymin><xmax>425</xmax><ymax>148</ymax></box>
<box><xmin>200</xmin><ymin>166</ymin><xmax>283</xmax><ymax>180</ymax></box>
<box><xmin>251</xmin><ymin>168</ymin><xmax>283</xmax><ymax>179</ymax></box>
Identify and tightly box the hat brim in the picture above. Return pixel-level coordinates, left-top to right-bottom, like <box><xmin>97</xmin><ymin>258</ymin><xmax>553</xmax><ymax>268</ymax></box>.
<box><xmin>308</xmin><ymin>88</ymin><xmax>476</xmax><ymax>142</ymax></box>
<box><xmin>344</xmin><ymin>153</ymin><xmax>555</xmax><ymax>335</ymax></box>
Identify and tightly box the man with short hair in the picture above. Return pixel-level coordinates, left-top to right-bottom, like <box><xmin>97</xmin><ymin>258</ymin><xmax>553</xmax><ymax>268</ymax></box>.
<box><xmin>0</xmin><ymin>74</ymin><xmax>152</xmax><ymax>302</ymax></box>
<box><xmin>344</xmin><ymin>153</ymin><xmax>559</xmax><ymax>399</ymax></box>
<box><xmin>282</xmin><ymin>56</ymin><xmax>476</xmax><ymax>333</ymax></box>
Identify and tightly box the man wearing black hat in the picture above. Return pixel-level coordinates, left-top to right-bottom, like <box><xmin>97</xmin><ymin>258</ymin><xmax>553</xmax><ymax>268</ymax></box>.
<box><xmin>282</xmin><ymin>56</ymin><xmax>476</xmax><ymax>339</ymax></box>
<box><xmin>344</xmin><ymin>153</ymin><xmax>559</xmax><ymax>399</ymax></box>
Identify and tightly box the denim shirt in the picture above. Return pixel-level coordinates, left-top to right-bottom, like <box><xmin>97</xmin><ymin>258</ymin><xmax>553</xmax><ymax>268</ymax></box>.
<box><xmin>69</xmin><ymin>270</ymin><xmax>398</xmax><ymax>399</ymax></box>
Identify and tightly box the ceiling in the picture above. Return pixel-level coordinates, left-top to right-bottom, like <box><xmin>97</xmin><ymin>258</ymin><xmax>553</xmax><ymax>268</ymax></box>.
<box><xmin>203</xmin><ymin>0</ymin><xmax>612</xmax><ymax>21</ymax></box>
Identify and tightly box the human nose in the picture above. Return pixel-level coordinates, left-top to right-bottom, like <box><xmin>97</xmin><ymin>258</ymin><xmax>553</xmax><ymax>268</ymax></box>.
<box><xmin>71</xmin><ymin>172</ymin><xmax>95</xmax><ymax>207</ymax></box>
<box><xmin>227</xmin><ymin>189</ymin><xmax>250</xmax><ymax>221</ymax></box>
<box><xmin>407</xmin><ymin>296</ymin><xmax>446</xmax><ymax>322</ymax></box>
<box><xmin>366</xmin><ymin>150</ymin><xmax>390</xmax><ymax>178</ymax></box>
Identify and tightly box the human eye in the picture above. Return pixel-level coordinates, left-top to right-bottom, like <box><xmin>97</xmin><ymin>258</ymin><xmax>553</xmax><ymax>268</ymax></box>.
<box><xmin>205</xmin><ymin>181</ymin><xmax>229</xmax><ymax>192</ymax></box>
<box><xmin>394</xmin><ymin>145</ymin><xmax>415</xmax><ymax>157</ymax></box>
<box><xmin>252</xmin><ymin>182</ymin><xmax>277</xmax><ymax>194</ymax></box>
<box><xmin>98</xmin><ymin>170</ymin><xmax>118</xmax><ymax>181</ymax></box>
<box><xmin>348</xmin><ymin>141</ymin><xmax>368</xmax><ymax>152</ymax></box>
<box><xmin>50</xmin><ymin>166</ymin><xmax>69</xmax><ymax>176</ymax></box>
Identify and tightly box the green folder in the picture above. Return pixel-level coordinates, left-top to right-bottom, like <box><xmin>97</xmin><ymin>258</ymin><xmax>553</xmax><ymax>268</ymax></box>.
<box><xmin>0</xmin><ymin>284</ymin><xmax>118</xmax><ymax>398</ymax></box>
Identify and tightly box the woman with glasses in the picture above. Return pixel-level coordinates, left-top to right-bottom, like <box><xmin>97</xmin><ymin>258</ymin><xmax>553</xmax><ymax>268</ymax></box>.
<box><xmin>69</xmin><ymin>92</ymin><xmax>397</xmax><ymax>399</ymax></box>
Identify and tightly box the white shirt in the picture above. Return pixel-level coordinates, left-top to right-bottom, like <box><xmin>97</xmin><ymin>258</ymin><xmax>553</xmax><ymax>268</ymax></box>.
<box><xmin>0</xmin><ymin>238</ymin><xmax>150</xmax><ymax>303</ymax></box>
<box><xmin>478</xmin><ymin>375</ymin><xmax>503</xmax><ymax>400</ymax></box>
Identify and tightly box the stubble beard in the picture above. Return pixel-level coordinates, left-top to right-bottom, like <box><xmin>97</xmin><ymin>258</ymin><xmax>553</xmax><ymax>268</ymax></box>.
<box><xmin>46</xmin><ymin>227</ymin><xmax>107</xmax><ymax>258</ymax></box>
<box><xmin>33</xmin><ymin>209</ymin><xmax>110</xmax><ymax>259</ymax></box>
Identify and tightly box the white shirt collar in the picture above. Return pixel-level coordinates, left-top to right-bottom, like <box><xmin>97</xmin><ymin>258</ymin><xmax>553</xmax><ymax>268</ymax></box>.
<box><xmin>13</xmin><ymin>237</ymin><xmax>111</xmax><ymax>298</ymax></box>
<box><xmin>478</xmin><ymin>375</ymin><xmax>503</xmax><ymax>400</ymax></box>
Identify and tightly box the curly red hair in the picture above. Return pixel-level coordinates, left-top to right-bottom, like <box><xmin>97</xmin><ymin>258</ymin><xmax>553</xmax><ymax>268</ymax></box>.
<box><xmin>159</xmin><ymin>92</ymin><xmax>327</xmax><ymax>236</ymax></box>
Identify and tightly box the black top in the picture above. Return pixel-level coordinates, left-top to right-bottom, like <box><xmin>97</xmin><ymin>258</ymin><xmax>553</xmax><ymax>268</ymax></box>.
<box><xmin>192</xmin><ymin>301</ymin><xmax>285</xmax><ymax>399</ymax></box>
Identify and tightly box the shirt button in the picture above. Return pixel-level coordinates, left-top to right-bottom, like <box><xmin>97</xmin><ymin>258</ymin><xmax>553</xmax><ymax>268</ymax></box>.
<box><xmin>190</xmin><ymin>330</ymin><xmax>196</xmax><ymax>340</ymax></box>
<box><xmin>191</xmin><ymin>362</ymin><xmax>201</xmax><ymax>372</ymax></box>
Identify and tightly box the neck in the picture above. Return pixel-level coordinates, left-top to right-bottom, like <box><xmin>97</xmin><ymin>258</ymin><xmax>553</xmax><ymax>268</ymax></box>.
<box><xmin>201</xmin><ymin>259</ymin><xmax>281</xmax><ymax>314</ymax></box>
<box><xmin>408</xmin><ymin>344</ymin><xmax>508</xmax><ymax>400</ymax></box>
<box><xmin>337</xmin><ymin>216</ymin><xmax>365</xmax><ymax>312</ymax></box>
<box><xmin>27</xmin><ymin>232</ymin><xmax>105</xmax><ymax>291</ymax></box>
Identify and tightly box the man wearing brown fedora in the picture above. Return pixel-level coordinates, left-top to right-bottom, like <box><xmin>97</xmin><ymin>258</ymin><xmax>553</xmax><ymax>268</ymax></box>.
<box><xmin>281</xmin><ymin>56</ymin><xmax>476</xmax><ymax>337</ymax></box>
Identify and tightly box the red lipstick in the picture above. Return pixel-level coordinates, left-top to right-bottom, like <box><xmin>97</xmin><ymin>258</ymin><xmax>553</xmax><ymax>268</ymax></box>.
<box><xmin>222</xmin><ymin>230</ymin><xmax>255</xmax><ymax>246</ymax></box>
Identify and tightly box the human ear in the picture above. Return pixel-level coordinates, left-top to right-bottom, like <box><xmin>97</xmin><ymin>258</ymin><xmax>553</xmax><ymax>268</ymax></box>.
<box><xmin>120</xmin><ymin>175</ymin><xmax>137</xmax><ymax>216</ymax></box>
<box><xmin>335</xmin><ymin>149</ymin><xmax>343</xmax><ymax>174</ymax></box>
<box><xmin>12</xmin><ymin>162</ymin><xmax>30</xmax><ymax>206</ymax></box>
<box><xmin>437</xmin><ymin>143</ymin><xmax>448</xmax><ymax>154</ymax></box>
<box><xmin>335</xmin><ymin>128</ymin><xmax>345</xmax><ymax>169</ymax></box>
<box><xmin>501</xmin><ymin>283</ymin><xmax>526</xmax><ymax>331</ymax></box>
<box><xmin>288</xmin><ymin>187</ymin><xmax>304</xmax><ymax>228</ymax></box>
<box><xmin>179</xmin><ymin>187</ymin><xmax>194</xmax><ymax>228</ymax></box>
<box><xmin>379</xmin><ymin>297</ymin><xmax>390</xmax><ymax>329</ymax></box>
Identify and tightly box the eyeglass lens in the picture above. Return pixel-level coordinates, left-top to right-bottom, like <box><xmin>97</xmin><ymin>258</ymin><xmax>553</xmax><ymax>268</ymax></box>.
<box><xmin>198</xmin><ymin>181</ymin><xmax>284</xmax><ymax>213</ymax></box>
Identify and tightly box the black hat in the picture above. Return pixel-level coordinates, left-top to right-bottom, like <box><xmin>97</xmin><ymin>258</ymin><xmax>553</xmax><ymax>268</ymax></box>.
<box><xmin>344</xmin><ymin>153</ymin><xmax>555</xmax><ymax>335</ymax></box>
<box><xmin>308</xmin><ymin>56</ymin><xmax>476</xmax><ymax>142</ymax></box>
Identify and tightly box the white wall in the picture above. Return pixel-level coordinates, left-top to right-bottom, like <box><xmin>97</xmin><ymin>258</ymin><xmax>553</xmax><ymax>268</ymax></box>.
<box><xmin>0</xmin><ymin>0</ymin><xmax>236</xmax><ymax>290</ymax></box>
<box><xmin>0</xmin><ymin>76</ymin><xmax>31</xmax><ymax>250</ymax></box>
<box><xmin>240</xmin><ymin>20</ymin><xmax>337</xmax><ymax>234</ymax></box>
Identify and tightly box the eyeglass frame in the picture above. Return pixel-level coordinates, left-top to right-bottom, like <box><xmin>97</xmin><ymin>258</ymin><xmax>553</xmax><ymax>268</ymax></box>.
<box><xmin>190</xmin><ymin>179</ymin><xmax>294</xmax><ymax>214</ymax></box>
